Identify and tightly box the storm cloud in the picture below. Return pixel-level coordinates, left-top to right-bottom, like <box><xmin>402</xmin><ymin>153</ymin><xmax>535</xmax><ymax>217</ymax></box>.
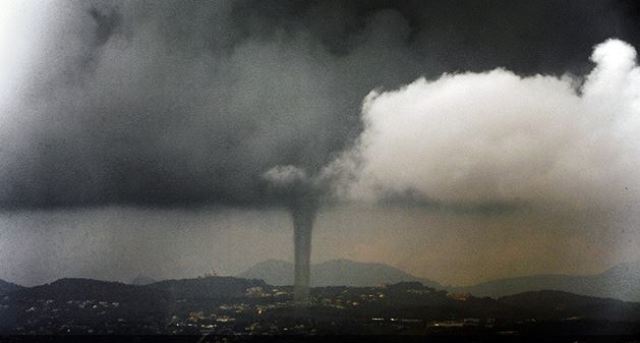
<box><xmin>1</xmin><ymin>0</ymin><xmax>640</xmax><ymax>210</ymax></box>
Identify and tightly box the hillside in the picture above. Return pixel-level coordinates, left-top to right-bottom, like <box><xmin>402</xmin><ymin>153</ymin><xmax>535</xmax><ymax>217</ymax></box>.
<box><xmin>499</xmin><ymin>290</ymin><xmax>640</xmax><ymax>322</ymax></box>
<box><xmin>0</xmin><ymin>278</ymin><xmax>172</xmax><ymax>334</ymax></box>
<box><xmin>129</xmin><ymin>275</ymin><xmax>156</xmax><ymax>286</ymax></box>
<box><xmin>454</xmin><ymin>260</ymin><xmax>640</xmax><ymax>302</ymax></box>
<box><xmin>0</xmin><ymin>279</ymin><xmax>23</xmax><ymax>296</ymax></box>
<box><xmin>148</xmin><ymin>275</ymin><xmax>268</xmax><ymax>299</ymax></box>
<box><xmin>238</xmin><ymin>259</ymin><xmax>442</xmax><ymax>288</ymax></box>
<box><xmin>1</xmin><ymin>277</ymin><xmax>639</xmax><ymax>335</ymax></box>
<box><xmin>240</xmin><ymin>258</ymin><xmax>640</xmax><ymax>302</ymax></box>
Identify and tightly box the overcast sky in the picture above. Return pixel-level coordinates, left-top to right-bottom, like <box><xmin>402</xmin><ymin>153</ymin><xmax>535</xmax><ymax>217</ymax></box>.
<box><xmin>1</xmin><ymin>0</ymin><xmax>640</xmax><ymax>286</ymax></box>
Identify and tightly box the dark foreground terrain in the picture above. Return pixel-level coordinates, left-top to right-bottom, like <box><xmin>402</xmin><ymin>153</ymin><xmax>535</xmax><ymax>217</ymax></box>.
<box><xmin>0</xmin><ymin>277</ymin><xmax>639</xmax><ymax>339</ymax></box>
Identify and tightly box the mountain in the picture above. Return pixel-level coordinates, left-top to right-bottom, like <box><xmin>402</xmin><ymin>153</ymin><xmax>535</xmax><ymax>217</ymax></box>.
<box><xmin>238</xmin><ymin>260</ymin><xmax>293</xmax><ymax>286</ymax></box>
<box><xmin>148</xmin><ymin>275</ymin><xmax>268</xmax><ymax>299</ymax></box>
<box><xmin>0</xmin><ymin>279</ymin><xmax>23</xmax><ymax>295</ymax></box>
<box><xmin>10</xmin><ymin>278</ymin><xmax>170</xmax><ymax>305</ymax></box>
<box><xmin>1</xmin><ymin>276</ymin><xmax>638</xmax><ymax>335</ymax></box>
<box><xmin>238</xmin><ymin>259</ymin><xmax>442</xmax><ymax>288</ymax></box>
<box><xmin>454</xmin><ymin>260</ymin><xmax>640</xmax><ymax>302</ymax></box>
<box><xmin>597</xmin><ymin>261</ymin><xmax>640</xmax><ymax>301</ymax></box>
<box><xmin>499</xmin><ymin>290</ymin><xmax>640</xmax><ymax>322</ymax></box>
<box><xmin>130</xmin><ymin>274</ymin><xmax>156</xmax><ymax>286</ymax></box>
<box><xmin>0</xmin><ymin>278</ymin><xmax>172</xmax><ymax>333</ymax></box>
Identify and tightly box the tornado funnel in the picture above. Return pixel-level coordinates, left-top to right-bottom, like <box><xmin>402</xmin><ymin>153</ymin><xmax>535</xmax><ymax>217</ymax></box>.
<box><xmin>263</xmin><ymin>165</ymin><xmax>320</xmax><ymax>305</ymax></box>
<box><xmin>290</xmin><ymin>202</ymin><xmax>317</xmax><ymax>304</ymax></box>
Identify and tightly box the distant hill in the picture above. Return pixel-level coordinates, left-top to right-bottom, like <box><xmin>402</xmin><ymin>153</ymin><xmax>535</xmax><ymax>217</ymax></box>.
<box><xmin>239</xmin><ymin>260</ymin><xmax>292</xmax><ymax>286</ymax></box>
<box><xmin>0</xmin><ymin>280</ymin><xmax>23</xmax><ymax>295</ymax></box>
<box><xmin>129</xmin><ymin>275</ymin><xmax>156</xmax><ymax>286</ymax></box>
<box><xmin>0</xmin><ymin>278</ymin><xmax>172</xmax><ymax>333</ymax></box>
<box><xmin>454</xmin><ymin>260</ymin><xmax>640</xmax><ymax>302</ymax></box>
<box><xmin>11</xmin><ymin>278</ymin><xmax>169</xmax><ymax>305</ymax></box>
<box><xmin>240</xmin><ymin>258</ymin><xmax>640</xmax><ymax>302</ymax></box>
<box><xmin>1</xmin><ymin>276</ymin><xmax>639</xmax><ymax>335</ymax></box>
<box><xmin>148</xmin><ymin>276</ymin><xmax>267</xmax><ymax>299</ymax></box>
<box><xmin>499</xmin><ymin>290</ymin><xmax>640</xmax><ymax>322</ymax></box>
<box><xmin>238</xmin><ymin>259</ymin><xmax>442</xmax><ymax>288</ymax></box>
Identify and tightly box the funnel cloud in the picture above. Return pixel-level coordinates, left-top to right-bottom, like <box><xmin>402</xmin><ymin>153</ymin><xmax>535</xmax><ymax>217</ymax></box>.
<box><xmin>264</xmin><ymin>166</ymin><xmax>319</xmax><ymax>303</ymax></box>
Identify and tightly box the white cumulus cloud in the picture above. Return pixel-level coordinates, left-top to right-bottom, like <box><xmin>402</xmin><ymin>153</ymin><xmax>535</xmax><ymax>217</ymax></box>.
<box><xmin>327</xmin><ymin>39</ymin><xmax>640</xmax><ymax>213</ymax></box>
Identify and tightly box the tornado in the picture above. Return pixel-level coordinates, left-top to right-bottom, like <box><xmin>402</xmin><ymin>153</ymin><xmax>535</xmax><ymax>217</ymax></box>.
<box><xmin>289</xmin><ymin>193</ymin><xmax>317</xmax><ymax>304</ymax></box>
<box><xmin>263</xmin><ymin>165</ymin><xmax>320</xmax><ymax>304</ymax></box>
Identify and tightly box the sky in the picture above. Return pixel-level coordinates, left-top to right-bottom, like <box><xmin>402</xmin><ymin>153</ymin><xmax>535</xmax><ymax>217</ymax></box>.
<box><xmin>1</xmin><ymin>0</ymin><xmax>640</xmax><ymax>286</ymax></box>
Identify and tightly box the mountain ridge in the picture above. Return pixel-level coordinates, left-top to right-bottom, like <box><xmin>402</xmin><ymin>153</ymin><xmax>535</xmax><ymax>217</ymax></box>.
<box><xmin>2</xmin><ymin>276</ymin><xmax>639</xmax><ymax>335</ymax></box>
<box><xmin>2</xmin><ymin>259</ymin><xmax>638</xmax><ymax>302</ymax></box>
<box><xmin>240</xmin><ymin>258</ymin><xmax>640</xmax><ymax>302</ymax></box>
<box><xmin>238</xmin><ymin>258</ymin><xmax>442</xmax><ymax>288</ymax></box>
<box><xmin>454</xmin><ymin>260</ymin><xmax>640</xmax><ymax>302</ymax></box>
<box><xmin>0</xmin><ymin>279</ymin><xmax>23</xmax><ymax>296</ymax></box>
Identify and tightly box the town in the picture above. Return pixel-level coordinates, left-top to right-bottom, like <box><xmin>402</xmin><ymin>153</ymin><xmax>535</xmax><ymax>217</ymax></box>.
<box><xmin>1</xmin><ymin>277</ymin><xmax>638</xmax><ymax>336</ymax></box>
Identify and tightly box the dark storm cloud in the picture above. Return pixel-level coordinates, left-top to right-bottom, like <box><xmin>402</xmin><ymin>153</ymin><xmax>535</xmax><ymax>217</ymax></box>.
<box><xmin>1</xmin><ymin>0</ymin><xmax>639</xmax><ymax>209</ymax></box>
